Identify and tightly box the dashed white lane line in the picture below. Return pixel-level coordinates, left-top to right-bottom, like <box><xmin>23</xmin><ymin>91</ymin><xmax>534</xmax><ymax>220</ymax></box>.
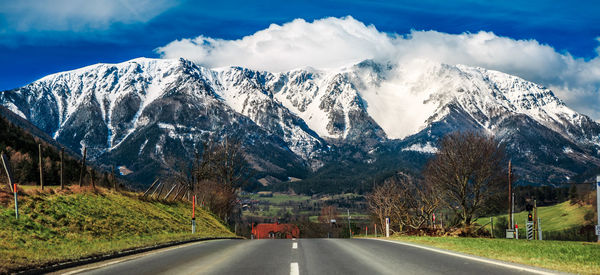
<box><xmin>290</xmin><ymin>262</ymin><xmax>299</xmax><ymax>275</ymax></box>
<box><xmin>292</xmin><ymin>242</ymin><xmax>298</xmax><ymax>249</ymax></box>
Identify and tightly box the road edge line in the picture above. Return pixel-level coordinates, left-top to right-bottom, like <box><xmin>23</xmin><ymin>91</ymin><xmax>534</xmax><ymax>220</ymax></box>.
<box><xmin>371</xmin><ymin>238</ymin><xmax>560</xmax><ymax>275</ymax></box>
<box><xmin>16</xmin><ymin>237</ymin><xmax>242</xmax><ymax>275</ymax></box>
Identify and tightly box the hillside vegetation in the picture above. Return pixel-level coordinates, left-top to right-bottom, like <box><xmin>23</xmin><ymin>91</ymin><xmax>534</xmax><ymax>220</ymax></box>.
<box><xmin>475</xmin><ymin>201</ymin><xmax>595</xmax><ymax>240</ymax></box>
<box><xmin>0</xmin><ymin>187</ymin><xmax>234</xmax><ymax>273</ymax></box>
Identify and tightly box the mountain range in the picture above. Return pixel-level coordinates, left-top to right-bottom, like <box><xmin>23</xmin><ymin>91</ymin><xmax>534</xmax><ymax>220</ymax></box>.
<box><xmin>1</xmin><ymin>57</ymin><xmax>599</xmax><ymax>191</ymax></box>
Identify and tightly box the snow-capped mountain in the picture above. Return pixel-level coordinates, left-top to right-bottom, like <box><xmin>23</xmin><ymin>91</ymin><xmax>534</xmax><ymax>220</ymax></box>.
<box><xmin>2</xmin><ymin>57</ymin><xmax>599</xmax><ymax>186</ymax></box>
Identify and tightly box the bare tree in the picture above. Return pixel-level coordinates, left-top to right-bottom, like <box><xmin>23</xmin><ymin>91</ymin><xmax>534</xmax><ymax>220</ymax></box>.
<box><xmin>318</xmin><ymin>205</ymin><xmax>339</xmax><ymax>224</ymax></box>
<box><xmin>166</xmin><ymin>137</ymin><xmax>250</xmax><ymax>223</ymax></box>
<box><xmin>366</xmin><ymin>172</ymin><xmax>440</xmax><ymax>233</ymax></box>
<box><xmin>423</xmin><ymin>131</ymin><xmax>506</xmax><ymax>227</ymax></box>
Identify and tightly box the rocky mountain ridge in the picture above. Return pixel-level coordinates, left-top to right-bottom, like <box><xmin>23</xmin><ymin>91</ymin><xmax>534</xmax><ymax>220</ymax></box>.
<box><xmin>2</xmin><ymin>57</ymin><xmax>599</xmax><ymax>187</ymax></box>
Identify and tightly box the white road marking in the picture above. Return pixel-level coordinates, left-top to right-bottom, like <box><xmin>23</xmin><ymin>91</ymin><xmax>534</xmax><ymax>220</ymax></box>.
<box><xmin>292</xmin><ymin>242</ymin><xmax>298</xmax><ymax>249</ymax></box>
<box><xmin>292</xmin><ymin>238</ymin><xmax>296</xmax><ymax>240</ymax></box>
<box><xmin>374</xmin><ymin>239</ymin><xmax>556</xmax><ymax>275</ymax></box>
<box><xmin>57</xmin><ymin>240</ymin><xmax>225</xmax><ymax>275</ymax></box>
<box><xmin>290</xmin><ymin>262</ymin><xmax>299</xmax><ymax>275</ymax></box>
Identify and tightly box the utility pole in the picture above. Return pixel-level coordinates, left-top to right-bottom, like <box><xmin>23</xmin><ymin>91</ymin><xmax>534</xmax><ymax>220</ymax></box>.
<box><xmin>38</xmin><ymin>144</ymin><xmax>44</xmax><ymax>190</ymax></box>
<box><xmin>347</xmin><ymin>209</ymin><xmax>351</xmax><ymax>238</ymax></box>
<box><xmin>533</xmin><ymin>199</ymin><xmax>538</xmax><ymax>240</ymax></box>
<box><xmin>512</xmin><ymin>192</ymin><xmax>515</xmax><ymax>230</ymax></box>
<box><xmin>596</xmin><ymin>175</ymin><xmax>600</xmax><ymax>243</ymax></box>
<box><xmin>60</xmin><ymin>147</ymin><xmax>64</xmax><ymax>190</ymax></box>
<box><xmin>192</xmin><ymin>195</ymin><xmax>196</xmax><ymax>234</ymax></box>
<box><xmin>508</xmin><ymin>160</ymin><xmax>512</xmax><ymax>229</ymax></box>
<box><xmin>79</xmin><ymin>147</ymin><xmax>87</xmax><ymax>187</ymax></box>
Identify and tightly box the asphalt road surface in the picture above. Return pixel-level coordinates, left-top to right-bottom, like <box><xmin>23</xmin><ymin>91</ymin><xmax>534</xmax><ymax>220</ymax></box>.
<box><xmin>72</xmin><ymin>238</ymin><xmax>554</xmax><ymax>275</ymax></box>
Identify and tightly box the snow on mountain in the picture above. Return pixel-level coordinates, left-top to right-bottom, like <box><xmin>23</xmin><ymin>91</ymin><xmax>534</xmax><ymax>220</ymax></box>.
<box><xmin>1</xmin><ymin>57</ymin><xmax>599</xmax><ymax>185</ymax></box>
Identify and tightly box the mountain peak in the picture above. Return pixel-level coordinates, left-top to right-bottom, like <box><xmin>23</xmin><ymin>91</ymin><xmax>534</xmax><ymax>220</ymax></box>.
<box><xmin>2</xmin><ymin>57</ymin><xmax>599</xmax><ymax>185</ymax></box>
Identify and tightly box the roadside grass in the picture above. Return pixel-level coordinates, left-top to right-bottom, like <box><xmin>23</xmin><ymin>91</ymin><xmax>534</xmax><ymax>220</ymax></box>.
<box><xmin>386</xmin><ymin>235</ymin><xmax>600</xmax><ymax>274</ymax></box>
<box><xmin>474</xmin><ymin>201</ymin><xmax>593</xmax><ymax>237</ymax></box>
<box><xmin>0</xmin><ymin>186</ymin><xmax>234</xmax><ymax>273</ymax></box>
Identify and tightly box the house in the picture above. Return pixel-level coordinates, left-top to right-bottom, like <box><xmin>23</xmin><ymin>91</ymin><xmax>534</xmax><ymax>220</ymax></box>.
<box><xmin>252</xmin><ymin>222</ymin><xmax>300</xmax><ymax>239</ymax></box>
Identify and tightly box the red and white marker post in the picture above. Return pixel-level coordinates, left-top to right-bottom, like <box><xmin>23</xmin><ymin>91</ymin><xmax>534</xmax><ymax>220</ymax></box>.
<box><xmin>14</xmin><ymin>183</ymin><xmax>18</xmax><ymax>219</ymax></box>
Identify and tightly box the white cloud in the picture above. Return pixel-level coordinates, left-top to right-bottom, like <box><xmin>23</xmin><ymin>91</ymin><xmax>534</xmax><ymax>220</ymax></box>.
<box><xmin>156</xmin><ymin>16</ymin><xmax>600</xmax><ymax>120</ymax></box>
<box><xmin>0</xmin><ymin>0</ymin><xmax>176</xmax><ymax>32</ymax></box>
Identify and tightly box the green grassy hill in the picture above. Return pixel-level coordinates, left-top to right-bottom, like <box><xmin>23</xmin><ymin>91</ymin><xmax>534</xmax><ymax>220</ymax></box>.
<box><xmin>475</xmin><ymin>201</ymin><xmax>594</xmax><ymax>238</ymax></box>
<box><xmin>0</xmin><ymin>186</ymin><xmax>235</xmax><ymax>273</ymax></box>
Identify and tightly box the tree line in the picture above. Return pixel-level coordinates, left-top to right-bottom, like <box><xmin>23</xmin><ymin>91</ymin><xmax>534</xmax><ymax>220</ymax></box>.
<box><xmin>0</xmin><ymin>113</ymin><xmax>116</xmax><ymax>190</ymax></box>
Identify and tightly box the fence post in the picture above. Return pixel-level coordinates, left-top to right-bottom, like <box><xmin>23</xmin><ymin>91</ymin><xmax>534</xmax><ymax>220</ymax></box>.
<box><xmin>38</xmin><ymin>144</ymin><xmax>44</xmax><ymax>190</ymax></box>
<box><xmin>79</xmin><ymin>147</ymin><xmax>86</xmax><ymax>187</ymax></box>
<box><xmin>491</xmin><ymin>217</ymin><xmax>494</xmax><ymax>238</ymax></box>
<box><xmin>1</xmin><ymin>152</ymin><xmax>14</xmax><ymax>192</ymax></box>
<box><xmin>60</xmin><ymin>147</ymin><xmax>64</xmax><ymax>190</ymax></box>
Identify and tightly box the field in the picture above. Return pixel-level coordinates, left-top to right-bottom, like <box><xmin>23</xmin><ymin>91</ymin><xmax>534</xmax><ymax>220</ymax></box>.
<box><xmin>0</xmin><ymin>186</ymin><xmax>234</xmax><ymax>273</ymax></box>
<box><xmin>245</xmin><ymin>193</ymin><xmax>312</xmax><ymax>204</ymax></box>
<box><xmin>387</xmin><ymin>236</ymin><xmax>600</xmax><ymax>274</ymax></box>
<box><xmin>241</xmin><ymin>192</ymin><xmax>369</xmax><ymax>220</ymax></box>
<box><xmin>474</xmin><ymin>201</ymin><xmax>594</xmax><ymax>238</ymax></box>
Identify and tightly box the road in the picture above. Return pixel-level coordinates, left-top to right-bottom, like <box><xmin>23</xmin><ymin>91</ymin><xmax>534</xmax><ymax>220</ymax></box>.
<box><xmin>70</xmin><ymin>238</ymin><xmax>553</xmax><ymax>275</ymax></box>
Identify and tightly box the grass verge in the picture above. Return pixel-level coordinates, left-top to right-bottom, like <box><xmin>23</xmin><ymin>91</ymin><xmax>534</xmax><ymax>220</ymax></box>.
<box><xmin>0</xmin><ymin>186</ymin><xmax>235</xmax><ymax>273</ymax></box>
<box><xmin>386</xmin><ymin>235</ymin><xmax>600</xmax><ymax>274</ymax></box>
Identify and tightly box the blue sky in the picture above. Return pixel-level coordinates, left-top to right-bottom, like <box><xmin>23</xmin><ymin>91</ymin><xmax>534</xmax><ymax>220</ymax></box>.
<box><xmin>1</xmin><ymin>0</ymin><xmax>599</xmax><ymax>118</ymax></box>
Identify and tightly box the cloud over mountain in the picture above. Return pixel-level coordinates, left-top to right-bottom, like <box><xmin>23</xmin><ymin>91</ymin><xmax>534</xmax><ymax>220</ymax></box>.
<box><xmin>156</xmin><ymin>16</ymin><xmax>600</xmax><ymax>120</ymax></box>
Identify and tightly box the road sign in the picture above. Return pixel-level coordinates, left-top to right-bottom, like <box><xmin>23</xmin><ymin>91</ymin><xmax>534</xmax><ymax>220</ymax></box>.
<box><xmin>526</xmin><ymin>221</ymin><xmax>534</xmax><ymax>240</ymax></box>
<box><xmin>595</xmin><ymin>225</ymin><xmax>600</xmax><ymax>236</ymax></box>
<box><xmin>505</xmin><ymin>229</ymin><xmax>515</xmax><ymax>239</ymax></box>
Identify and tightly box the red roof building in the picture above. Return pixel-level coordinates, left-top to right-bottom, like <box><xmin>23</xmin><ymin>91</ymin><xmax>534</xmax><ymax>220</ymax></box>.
<box><xmin>252</xmin><ymin>222</ymin><xmax>300</xmax><ymax>239</ymax></box>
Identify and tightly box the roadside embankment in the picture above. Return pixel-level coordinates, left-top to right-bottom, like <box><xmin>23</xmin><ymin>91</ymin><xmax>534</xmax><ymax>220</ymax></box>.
<box><xmin>0</xmin><ymin>186</ymin><xmax>235</xmax><ymax>273</ymax></box>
